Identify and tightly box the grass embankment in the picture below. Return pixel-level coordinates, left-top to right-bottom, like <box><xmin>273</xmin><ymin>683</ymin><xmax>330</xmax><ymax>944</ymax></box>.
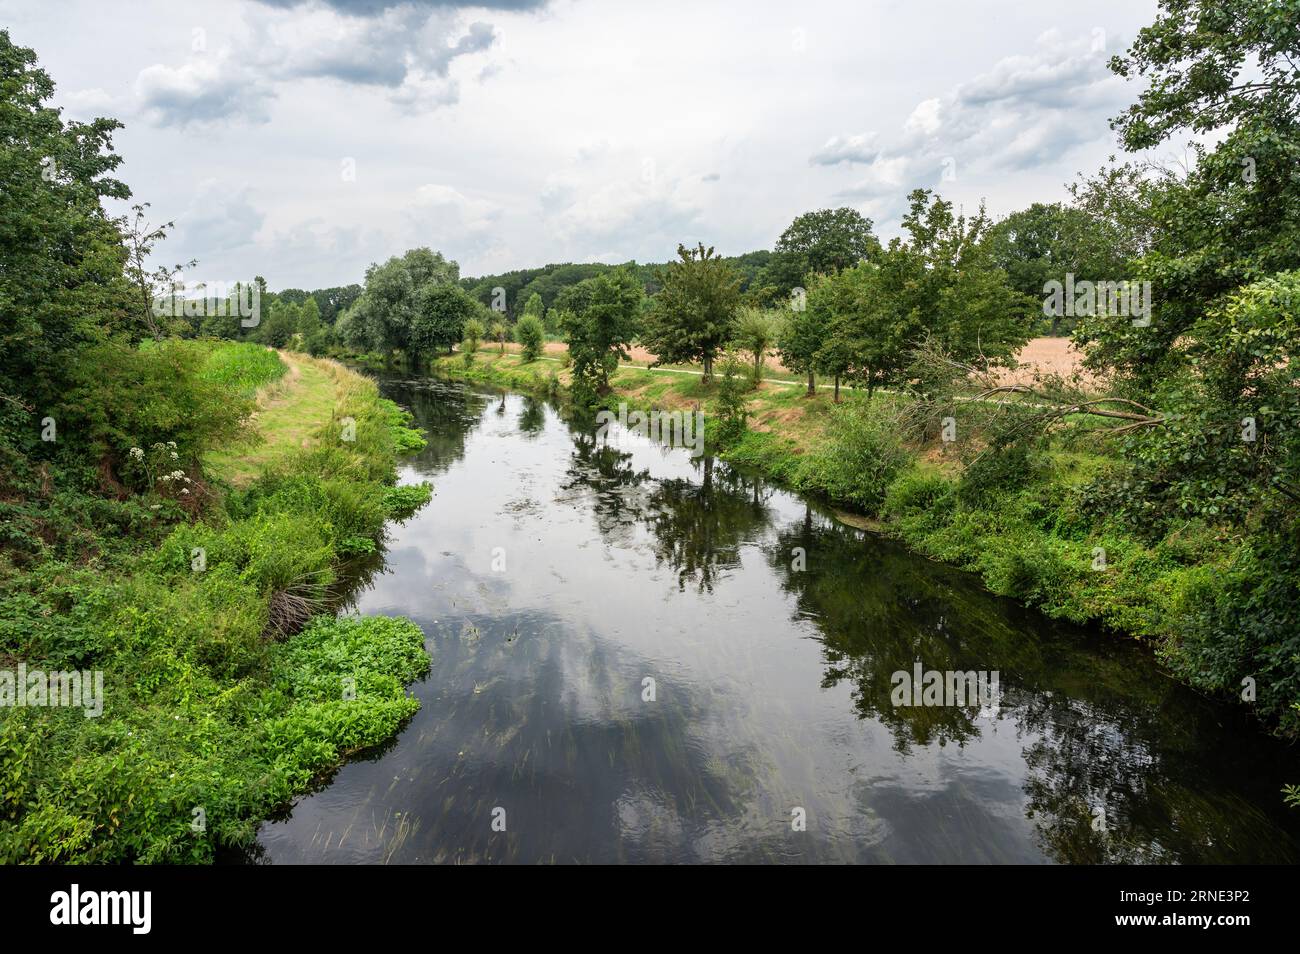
<box><xmin>0</xmin><ymin>341</ymin><xmax>433</xmax><ymax>863</ymax></box>
<box><xmin>206</xmin><ymin>351</ymin><xmax>360</xmax><ymax>486</ymax></box>
<box><xmin>425</xmin><ymin>349</ymin><xmax>1237</xmax><ymax>681</ymax></box>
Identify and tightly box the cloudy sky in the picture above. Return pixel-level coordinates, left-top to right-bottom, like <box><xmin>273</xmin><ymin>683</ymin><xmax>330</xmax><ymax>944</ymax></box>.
<box><xmin>2</xmin><ymin>0</ymin><xmax>1166</xmax><ymax>289</ymax></box>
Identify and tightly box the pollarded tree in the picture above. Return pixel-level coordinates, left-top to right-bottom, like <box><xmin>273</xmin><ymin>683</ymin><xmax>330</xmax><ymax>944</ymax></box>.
<box><xmin>462</xmin><ymin>317</ymin><xmax>485</xmax><ymax>355</ymax></box>
<box><xmin>732</xmin><ymin>307</ymin><xmax>785</xmax><ymax>386</ymax></box>
<box><xmin>557</xmin><ymin>267</ymin><xmax>643</xmax><ymax>403</ymax></box>
<box><xmin>642</xmin><ymin>243</ymin><xmax>741</xmax><ymax>382</ymax></box>
<box><xmin>514</xmin><ymin>313</ymin><xmax>545</xmax><ymax>362</ymax></box>
<box><xmin>489</xmin><ymin>320</ymin><xmax>507</xmax><ymax>354</ymax></box>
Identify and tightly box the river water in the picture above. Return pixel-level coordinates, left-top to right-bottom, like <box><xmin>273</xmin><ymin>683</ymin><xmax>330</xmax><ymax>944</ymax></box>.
<box><xmin>254</xmin><ymin>375</ymin><xmax>1300</xmax><ymax>864</ymax></box>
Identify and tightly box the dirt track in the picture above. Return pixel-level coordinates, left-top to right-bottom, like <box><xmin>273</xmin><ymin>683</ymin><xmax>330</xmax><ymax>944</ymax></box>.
<box><xmin>500</xmin><ymin>336</ymin><xmax>1088</xmax><ymax>381</ymax></box>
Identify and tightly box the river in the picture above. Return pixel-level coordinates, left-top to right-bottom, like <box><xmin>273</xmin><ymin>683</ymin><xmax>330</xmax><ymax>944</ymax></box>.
<box><xmin>253</xmin><ymin>375</ymin><xmax>1300</xmax><ymax>863</ymax></box>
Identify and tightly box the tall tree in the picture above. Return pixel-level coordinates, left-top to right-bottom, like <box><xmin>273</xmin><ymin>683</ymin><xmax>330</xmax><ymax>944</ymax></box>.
<box><xmin>759</xmin><ymin>207</ymin><xmax>881</xmax><ymax>296</ymax></box>
<box><xmin>557</xmin><ymin>267</ymin><xmax>642</xmax><ymax>403</ymax></box>
<box><xmin>983</xmin><ymin>202</ymin><xmax>1131</xmax><ymax>335</ymax></box>
<box><xmin>410</xmin><ymin>282</ymin><xmax>477</xmax><ymax>365</ymax></box>
<box><xmin>641</xmin><ymin>243</ymin><xmax>741</xmax><ymax>382</ymax></box>
<box><xmin>0</xmin><ymin>30</ymin><xmax>136</xmax><ymax>414</ymax></box>
<box><xmin>1073</xmin><ymin>0</ymin><xmax>1300</xmax><ymax>387</ymax></box>
<box><xmin>731</xmin><ymin>307</ymin><xmax>785</xmax><ymax>385</ymax></box>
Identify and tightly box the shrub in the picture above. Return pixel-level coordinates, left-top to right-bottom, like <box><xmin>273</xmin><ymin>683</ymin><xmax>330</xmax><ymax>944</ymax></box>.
<box><xmin>798</xmin><ymin>398</ymin><xmax>909</xmax><ymax>512</ymax></box>
<box><xmin>514</xmin><ymin>314</ymin><xmax>546</xmax><ymax>362</ymax></box>
<box><xmin>883</xmin><ymin>469</ymin><xmax>955</xmax><ymax>517</ymax></box>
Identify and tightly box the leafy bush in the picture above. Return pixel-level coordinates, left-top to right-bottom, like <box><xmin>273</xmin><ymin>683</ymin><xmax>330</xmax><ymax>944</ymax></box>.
<box><xmin>59</xmin><ymin>338</ymin><xmax>255</xmax><ymax>477</ymax></box>
<box><xmin>713</xmin><ymin>356</ymin><xmax>749</xmax><ymax>445</ymax></box>
<box><xmin>795</xmin><ymin>398</ymin><xmax>909</xmax><ymax>511</ymax></box>
<box><xmin>883</xmin><ymin>468</ymin><xmax>955</xmax><ymax>517</ymax></box>
<box><xmin>514</xmin><ymin>314</ymin><xmax>546</xmax><ymax>362</ymax></box>
<box><xmin>384</xmin><ymin>482</ymin><xmax>433</xmax><ymax>520</ymax></box>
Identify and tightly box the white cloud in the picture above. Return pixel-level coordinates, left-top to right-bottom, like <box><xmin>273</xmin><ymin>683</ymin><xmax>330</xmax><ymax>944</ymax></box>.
<box><xmin>135</xmin><ymin>52</ymin><xmax>274</xmax><ymax>127</ymax></box>
<box><xmin>133</xmin><ymin>4</ymin><xmax>505</xmax><ymax>126</ymax></box>
<box><xmin>814</xmin><ymin>28</ymin><xmax>1132</xmax><ymax>222</ymax></box>
<box><xmin>11</xmin><ymin>0</ymin><xmax>1157</xmax><ymax>286</ymax></box>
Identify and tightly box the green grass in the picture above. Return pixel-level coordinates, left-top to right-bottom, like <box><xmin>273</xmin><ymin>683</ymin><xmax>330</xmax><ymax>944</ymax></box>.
<box><xmin>0</xmin><ymin>342</ymin><xmax>434</xmax><ymax>863</ymax></box>
<box><xmin>204</xmin><ymin>351</ymin><xmax>341</xmax><ymax>487</ymax></box>
<box><xmin>199</xmin><ymin>342</ymin><xmax>287</xmax><ymax>397</ymax></box>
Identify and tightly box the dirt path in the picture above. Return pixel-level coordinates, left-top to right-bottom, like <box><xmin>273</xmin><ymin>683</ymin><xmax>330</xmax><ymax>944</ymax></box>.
<box><xmin>205</xmin><ymin>351</ymin><xmax>341</xmax><ymax>487</ymax></box>
<box><xmin>499</xmin><ymin>335</ymin><xmax>1087</xmax><ymax>382</ymax></box>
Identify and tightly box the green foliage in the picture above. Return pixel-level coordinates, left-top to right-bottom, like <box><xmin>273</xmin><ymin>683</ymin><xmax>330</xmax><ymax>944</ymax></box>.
<box><xmin>410</xmin><ymin>279</ymin><xmax>476</xmax><ymax>365</ymax></box>
<box><xmin>731</xmin><ymin>307</ymin><xmax>784</xmax><ymax>384</ymax></box>
<box><xmin>58</xmin><ymin>338</ymin><xmax>255</xmax><ymax>484</ymax></box>
<box><xmin>488</xmin><ymin>320</ymin><xmax>507</xmax><ymax>353</ymax></box>
<box><xmin>0</xmin><ymin>31</ymin><xmax>139</xmax><ymax>416</ymax></box>
<box><xmin>0</xmin><ymin>613</ymin><xmax>427</xmax><ymax>863</ymax></box>
<box><xmin>713</xmin><ymin>355</ymin><xmax>749</xmax><ymax>445</ymax></box>
<box><xmin>778</xmin><ymin>296</ymin><xmax>830</xmax><ymax>395</ymax></box>
<box><xmin>514</xmin><ymin>313</ymin><xmax>546</xmax><ymax>362</ymax></box>
<box><xmin>383</xmin><ymin>482</ymin><xmax>433</xmax><ymax>521</ymax></box>
<box><xmin>806</xmin><ymin>399</ymin><xmax>911</xmax><ymax>510</ymax></box>
<box><xmin>461</xmin><ymin>317</ymin><xmax>485</xmax><ymax>356</ymax></box>
<box><xmin>641</xmin><ymin>243</ymin><xmax>742</xmax><ymax>381</ymax></box>
<box><xmin>558</xmin><ymin>267</ymin><xmax>642</xmax><ymax>404</ymax></box>
<box><xmin>758</xmin><ymin>207</ymin><xmax>881</xmax><ymax>297</ymax></box>
<box><xmin>982</xmin><ymin>202</ymin><xmax>1130</xmax><ymax>335</ymax></box>
<box><xmin>0</xmin><ymin>341</ymin><xmax>432</xmax><ymax>862</ymax></box>
<box><xmin>883</xmin><ymin>469</ymin><xmax>956</xmax><ymax>518</ymax></box>
<box><xmin>199</xmin><ymin>343</ymin><xmax>286</xmax><ymax>398</ymax></box>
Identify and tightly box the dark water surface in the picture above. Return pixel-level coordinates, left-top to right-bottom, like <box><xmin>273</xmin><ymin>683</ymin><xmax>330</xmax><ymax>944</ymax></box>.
<box><xmin>255</xmin><ymin>376</ymin><xmax>1300</xmax><ymax>864</ymax></box>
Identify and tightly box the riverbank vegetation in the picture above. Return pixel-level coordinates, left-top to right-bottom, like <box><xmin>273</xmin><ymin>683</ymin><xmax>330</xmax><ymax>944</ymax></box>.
<box><xmin>2</xmin><ymin>0</ymin><xmax>1297</xmax><ymax>868</ymax></box>
<box><xmin>329</xmin><ymin>4</ymin><xmax>1300</xmax><ymax>751</ymax></box>
<box><xmin>0</xmin><ymin>31</ymin><xmax>434</xmax><ymax>860</ymax></box>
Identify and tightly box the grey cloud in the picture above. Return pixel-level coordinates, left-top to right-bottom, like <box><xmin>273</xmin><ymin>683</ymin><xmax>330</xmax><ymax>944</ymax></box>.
<box><xmin>815</xmin><ymin>31</ymin><xmax>1127</xmax><ymax>208</ymax></box>
<box><xmin>809</xmin><ymin>133</ymin><xmax>879</xmax><ymax>167</ymax></box>
<box><xmin>136</xmin><ymin>4</ymin><xmax>511</xmax><ymax>125</ymax></box>
<box><xmin>134</xmin><ymin>54</ymin><xmax>275</xmax><ymax>127</ymax></box>
<box><xmin>252</xmin><ymin>0</ymin><xmax>547</xmax><ymax>14</ymax></box>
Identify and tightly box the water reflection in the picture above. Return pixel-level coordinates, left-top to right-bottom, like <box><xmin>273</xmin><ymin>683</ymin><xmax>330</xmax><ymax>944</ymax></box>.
<box><xmin>254</xmin><ymin>377</ymin><xmax>1300</xmax><ymax>864</ymax></box>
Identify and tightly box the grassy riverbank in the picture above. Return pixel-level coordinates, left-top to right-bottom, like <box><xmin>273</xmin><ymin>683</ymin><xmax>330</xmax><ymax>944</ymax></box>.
<box><xmin>1</xmin><ymin>342</ymin><xmax>433</xmax><ymax>862</ymax></box>
<box><xmin>422</xmin><ymin>349</ymin><xmax>1264</xmax><ymax>732</ymax></box>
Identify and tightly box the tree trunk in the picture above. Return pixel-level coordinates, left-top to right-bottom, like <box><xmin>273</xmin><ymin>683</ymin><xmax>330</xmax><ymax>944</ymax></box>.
<box><xmin>806</xmin><ymin>370</ymin><xmax>815</xmax><ymax>396</ymax></box>
<box><xmin>702</xmin><ymin>353</ymin><xmax>713</xmax><ymax>383</ymax></box>
<box><xmin>833</xmin><ymin>374</ymin><xmax>841</xmax><ymax>403</ymax></box>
